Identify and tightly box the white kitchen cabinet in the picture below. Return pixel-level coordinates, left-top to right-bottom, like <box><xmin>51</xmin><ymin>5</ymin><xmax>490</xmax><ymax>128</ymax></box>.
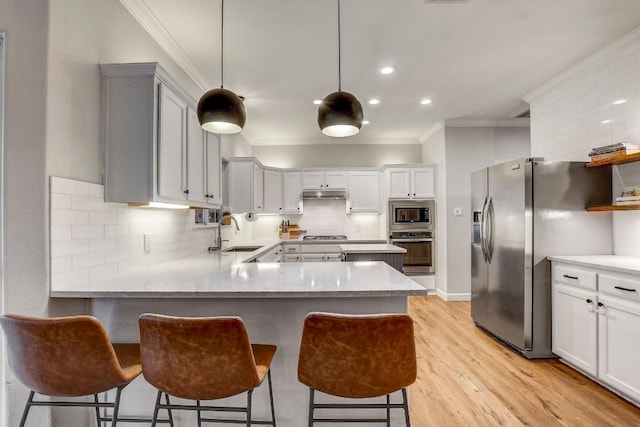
<box><xmin>551</xmin><ymin>261</ymin><xmax>640</xmax><ymax>404</ymax></box>
<box><xmin>283</xmin><ymin>172</ymin><xmax>303</xmax><ymax>214</ymax></box>
<box><xmin>228</xmin><ymin>159</ymin><xmax>264</xmax><ymax>213</ymax></box>
<box><xmin>552</xmin><ymin>283</ymin><xmax>598</xmax><ymax>376</ymax></box>
<box><xmin>204</xmin><ymin>133</ymin><xmax>222</xmax><ymax>206</ymax></box>
<box><xmin>387</xmin><ymin>167</ymin><xmax>434</xmax><ymax>199</ymax></box>
<box><xmin>301</xmin><ymin>254</ymin><xmax>326</xmax><ymax>262</ymax></box>
<box><xmin>302</xmin><ymin>171</ymin><xmax>347</xmax><ymax>189</ymax></box>
<box><xmin>102</xmin><ymin>62</ymin><xmax>217</xmax><ymax>207</ymax></box>
<box><xmin>263</xmin><ymin>170</ymin><xmax>283</xmax><ymax>213</ymax></box>
<box><xmin>301</xmin><ymin>244</ymin><xmax>343</xmax><ymax>262</ymax></box>
<box><xmin>256</xmin><ymin>246</ymin><xmax>282</xmax><ymax>263</ymax></box>
<box><xmin>284</xmin><ymin>254</ymin><xmax>301</xmax><ymax>262</ymax></box>
<box><xmin>347</xmin><ymin>170</ymin><xmax>380</xmax><ymax>213</ymax></box>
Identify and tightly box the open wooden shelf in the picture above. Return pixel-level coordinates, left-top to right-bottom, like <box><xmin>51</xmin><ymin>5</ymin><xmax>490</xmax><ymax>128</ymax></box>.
<box><xmin>587</xmin><ymin>204</ymin><xmax>640</xmax><ymax>212</ymax></box>
<box><xmin>586</xmin><ymin>151</ymin><xmax>640</xmax><ymax>168</ymax></box>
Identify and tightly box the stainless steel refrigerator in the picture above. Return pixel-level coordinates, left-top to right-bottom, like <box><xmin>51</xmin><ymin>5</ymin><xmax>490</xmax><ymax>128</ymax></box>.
<box><xmin>471</xmin><ymin>158</ymin><xmax>612</xmax><ymax>358</ymax></box>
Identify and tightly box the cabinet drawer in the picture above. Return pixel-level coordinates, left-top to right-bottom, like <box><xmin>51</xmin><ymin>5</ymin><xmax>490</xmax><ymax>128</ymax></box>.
<box><xmin>553</xmin><ymin>264</ymin><xmax>597</xmax><ymax>290</ymax></box>
<box><xmin>301</xmin><ymin>244</ymin><xmax>341</xmax><ymax>253</ymax></box>
<box><xmin>599</xmin><ymin>273</ymin><xmax>640</xmax><ymax>302</ymax></box>
<box><xmin>283</xmin><ymin>244</ymin><xmax>301</xmax><ymax>254</ymax></box>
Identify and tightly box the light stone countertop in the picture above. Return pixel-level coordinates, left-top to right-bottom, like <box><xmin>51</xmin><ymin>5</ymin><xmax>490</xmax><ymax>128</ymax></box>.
<box><xmin>548</xmin><ymin>255</ymin><xmax>640</xmax><ymax>275</ymax></box>
<box><xmin>339</xmin><ymin>244</ymin><xmax>406</xmax><ymax>254</ymax></box>
<box><xmin>51</xmin><ymin>247</ymin><xmax>427</xmax><ymax>298</ymax></box>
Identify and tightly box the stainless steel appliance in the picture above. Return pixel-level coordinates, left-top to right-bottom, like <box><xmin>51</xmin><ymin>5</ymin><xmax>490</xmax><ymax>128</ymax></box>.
<box><xmin>303</xmin><ymin>235</ymin><xmax>348</xmax><ymax>240</ymax></box>
<box><xmin>471</xmin><ymin>158</ymin><xmax>612</xmax><ymax>358</ymax></box>
<box><xmin>388</xmin><ymin>200</ymin><xmax>436</xmax><ymax>274</ymax></box>
<box><xmin>388</xmin><ymin>200</ymin><xmax>435</xmax><ymax>231</ymax></box>
<box><xmin>389</xmin><ymin>230</ymin><xmax>434</xmax><ymax>274</ymax></box>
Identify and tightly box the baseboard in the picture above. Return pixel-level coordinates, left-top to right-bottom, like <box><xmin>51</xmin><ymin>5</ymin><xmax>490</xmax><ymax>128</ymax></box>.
<box><xmin>435</xmin><ymin>289</ymin><xmax>471</xmax><ymax>301</ymax></box>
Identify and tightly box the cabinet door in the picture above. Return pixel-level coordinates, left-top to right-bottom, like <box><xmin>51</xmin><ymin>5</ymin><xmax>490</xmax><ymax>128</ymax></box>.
<box><xmin>157</xmin><ymin>83</ymin><xmax>188</xmax><ymax>201</ymax></box>
<box><xmin>283</xmin><ymin>254</ymin><xmax>300</xmax><ymax>263</ymax></box>
<box><xmin>228</xmin><ymin>161</ymin><xmax>252</xmax><ymax>213</ymax></box>
<box><xmin>597</xmin><ymin>295</ymin><xmax>640</xmax><ymax>402</ymax></box>
<box><xmin>552</xmin><ymin>283</ymin><xmax>598</xmax><ymax>376</ymax></box>
<box><xmin>186</xmin><ymin>107</ymin><xmax>206</xmax><ymax>204</ymax></box>
<box><xmin>324</xmin><ymin>253</ymin><xmax>343</xmax><ymax>262</ymax></box>
<box><xmin>252</xmin><ymin>163</ymin><xmax>264</xmax><ymax>212</ymax></box>
<box><xmin>263</xmin><ymin>170</ymin><xmax>283</xmax><ymax>213</ymax></box>
<box><xmin>387</xmin><ymin>168</ymin><xmax>411</xmax><ymax>199</ymax></box>
<box><xmin>348</xmin><ymin>171</ymin><xmax>380</xmax><ymax>213</ymax></box>
<box><xmin>324</xmin><ymin>171</ymin><xmax>347</xmax><ymax>189</ymax></box>
<box><xmin>412</xmin><ymin>167</ymin><xmax>435</xmax><ymax>198</ymax></box>
<box><xmin>205</xmin><ymin>133</ymin><xmax>221</xmax><ymax>206</ymax></box>
<box><xmin>302</xmin><ymin>172</ymin><xmax>325</xmax><ymax>189</ymax></box>
<box><xmin>283</xmin><ymin>172</ymin><xmax>302</xmax><ymax>214</ymax></box>
<box><xmin>301</xmin><ymin>254</ymin><xmax>325</xmax><ymax>262</ymax></box>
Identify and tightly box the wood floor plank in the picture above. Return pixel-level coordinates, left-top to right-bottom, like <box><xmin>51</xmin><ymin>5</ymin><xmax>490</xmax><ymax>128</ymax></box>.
<box><xmin>408</xmin><ymin>296</ymin><xmax>640</xmax><ymax>426</ymax></box>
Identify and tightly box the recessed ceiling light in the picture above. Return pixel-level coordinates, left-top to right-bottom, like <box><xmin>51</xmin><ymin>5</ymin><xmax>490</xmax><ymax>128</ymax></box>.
<box><xmin>601</xmin><ymin>119</ymin><xmax>613</xmax><ymax>124</ymax></box>
<box><xmin>362</xmin><ymin>120</ymin><xmax>370</xmax><ymax>125</ymax></box>
<box><xmin>612</xmin><ymin>99</ymin><xmax>628</xmax><ymax>105</ymax></box>
<box><xmin>369</xmin><ymin>99</ymin><xmax>380</xmax><ymax>105</ymax></box>
<box><xmin>380</xmin><ymin>66</ymin><xmax>396</xmax><ymax>75</ymax></box>
<box><xmin>313</xmin><ymin>99</ymin><xmax>322</xmax><ymax>105</ymax></box>
<box><xmin>420</xmin><ymin>98</ymin><xmax>432</xmax><ymax>105</ymax></box>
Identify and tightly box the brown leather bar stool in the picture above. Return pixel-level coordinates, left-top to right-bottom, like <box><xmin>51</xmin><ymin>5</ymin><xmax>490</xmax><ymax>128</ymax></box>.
<box><xmin>0</xmin><ymin>314</ymin><xmax>145</xmax><ymax>427</ymax></box>
<box><xmin>297</xmin><ymin>312</ymin><xmax>417</xmax><ymax>426</ymax></box>
<box><xmin>138</xmin><ymin>313</ymin><xmax>277</xmax><ymax>427</ymax></box>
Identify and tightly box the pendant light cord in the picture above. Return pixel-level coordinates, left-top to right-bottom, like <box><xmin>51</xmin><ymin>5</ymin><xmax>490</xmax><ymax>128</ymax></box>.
<box><xmin>221</xmin><ymin>0</ymin><xmax>225</xmax><ymax>89</ymax></box>
<box><xmin>337</xmin><ymin>0</ymin><xmax>342</xmax><ymax>92</ymax></box>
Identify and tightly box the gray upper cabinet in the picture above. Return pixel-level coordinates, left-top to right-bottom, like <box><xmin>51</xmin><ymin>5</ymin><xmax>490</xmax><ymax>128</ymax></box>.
<box><xmin>101</xmin><ymin>62</ymin><xmax>220</xmax><ymax>208</ymax></box>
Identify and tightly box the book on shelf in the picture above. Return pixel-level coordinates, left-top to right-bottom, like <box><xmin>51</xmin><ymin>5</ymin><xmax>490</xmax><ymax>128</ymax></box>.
<box><xmin>589</xmin><ymin>149</ymin><xmax>640</xmax><ymax>162</ymax></box>
<box><xmin>589</xmin><ymin>142</ymin><xmax>640</xmax><ymax>156</ymax></box>
<box><xmin>616</xmin><ymin>195</ymin><xmax>640</xmax><ymax>202</ymax></box>
<box><xmin>615</xmin><ymin>200</ymin><xmax>640</xmax><ymax>206</ymax></box>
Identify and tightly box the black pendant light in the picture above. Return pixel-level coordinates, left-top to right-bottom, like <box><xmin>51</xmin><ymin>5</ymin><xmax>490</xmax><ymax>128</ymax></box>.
<box><xmin>197</xmin><ymin>0</ymin><xmax>246</xmax><ymax>134</ymax></box>
<box><xmin>317</xmin><ymin>0</ymin><xmax>363</xmax><ymax>138</ymax></box>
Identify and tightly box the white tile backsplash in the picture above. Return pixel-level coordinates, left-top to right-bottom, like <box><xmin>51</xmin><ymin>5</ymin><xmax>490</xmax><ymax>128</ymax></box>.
<box><xmin>50</xmin><ymin>177</ymin><xmax>215</xmax><ymax>289</ymax></box>
<box><xmin>527</xmin><ymin>29</ymin><xmax>640</xmax><ymax>256</ymax></box>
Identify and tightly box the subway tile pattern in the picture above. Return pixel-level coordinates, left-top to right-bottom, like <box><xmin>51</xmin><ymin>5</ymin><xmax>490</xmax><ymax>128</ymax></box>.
<box><xmin>50</xmin><ymin>177</ymin><xmax>214</xmax><ymax>288</ymax></box>
<box><xmin>527</xmin><ymin>31</ymin><xmax>640</xmax><ymax>256</ymax></box>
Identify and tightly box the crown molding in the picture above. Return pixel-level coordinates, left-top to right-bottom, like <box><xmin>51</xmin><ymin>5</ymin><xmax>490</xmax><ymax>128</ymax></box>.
<box><xmin>250</xmin><ymin>137</ymin><xmax>421</xmax><ymax>146</ymax></box>
<box><xmin>444</xmin><ymin>118</ymin><xmax>530</xmax><ymax>128</ymax></box>
<box><xmin>523</xmin><ymin>26</ymin><xmax>640</xmax><ymax>103</ymax></box>
<box><xmin>419</xmin><ymin>122</ymin><xmax>444</xmax><ymax>143</ymax></box>
<box><xmin>118</xmin><ymin>0</ymin><xmax>210</xmax><ymax>92</ymax></box>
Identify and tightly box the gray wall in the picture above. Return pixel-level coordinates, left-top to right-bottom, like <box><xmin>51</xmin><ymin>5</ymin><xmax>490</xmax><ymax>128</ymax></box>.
<box><xmin>423</xmin><ymin>123</ymin><xmax>531</xmax><ymax>299</ymax></box>
<box><xmin>252</xmin><ymin>143</ymin><xmax>422</xmax><ymax>168</ymax></box>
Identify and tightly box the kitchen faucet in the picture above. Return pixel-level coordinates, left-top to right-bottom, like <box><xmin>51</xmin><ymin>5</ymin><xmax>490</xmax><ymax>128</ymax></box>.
<box><xmin>209</xmin><ymin>214</ymin><xmax>240</xmax><ymax>251</ymax></box>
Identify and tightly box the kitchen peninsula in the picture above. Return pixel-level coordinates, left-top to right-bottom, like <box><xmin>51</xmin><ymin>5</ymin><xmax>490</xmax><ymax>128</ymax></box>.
<box><xmin>51</xmin><ymin>246</ymin><xmax>426</xmax><ymax>426</ymax></box>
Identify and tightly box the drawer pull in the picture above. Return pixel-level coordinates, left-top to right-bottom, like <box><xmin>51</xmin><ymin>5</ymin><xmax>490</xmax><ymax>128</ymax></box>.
<box><xmin>586</xmin><ymin>299</ymin><xmax>593</xmax><ymax>304</ymax></box>
<box><xmin>614</xmin><ymin>286</ymin><xmax>637</xmax><ymax>292</ymax></box>
<box><xmin>563</xmin><ymin>274</ymin><xmax>579</xmax><ymax>280</ymax></box>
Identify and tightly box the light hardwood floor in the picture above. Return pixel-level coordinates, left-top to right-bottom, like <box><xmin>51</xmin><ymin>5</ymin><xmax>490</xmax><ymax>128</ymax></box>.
<box><xmin>408</xmin><ymin>296</ymin><xmax>640</xmax><ymax>426</ymax></box>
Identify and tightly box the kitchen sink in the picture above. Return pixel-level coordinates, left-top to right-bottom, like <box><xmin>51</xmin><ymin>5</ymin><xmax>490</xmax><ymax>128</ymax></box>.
<box><xmin>221</xmin><ymin>246</ymin><xmax>263</xmax><ymax>252</ymax></box>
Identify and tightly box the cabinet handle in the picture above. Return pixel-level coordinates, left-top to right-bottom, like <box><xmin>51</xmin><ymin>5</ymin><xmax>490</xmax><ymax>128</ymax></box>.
<box><xmin>183</xmin><ymin>189</ymin><xmax>190</xmax><ymax>195</ymax></box>
<box><xmin>413</xmin><ymin>193</ymin><xmax>416</xmax><ymax>196</ymax></box>
<box><xmin>563</xmin><ymin>274</ymin><xmax>578</xmax><ymax>280</ymax></box>
<box><xmin>407</xmin><ymin>193</ymin><xmax>410</xmax><ymax>196</ymax></box>
<box><xmin>614</xmin><ymin>286</ymin><xmax>637</xmax><ymax>292</ymax></box>
<box><xmin>597</xmin><ymin>302</ymin><xmax>604</xmax><ymax>307</ymax></box>
<box><xmin>586</xmin><ymin>299</ymin><xmax>592</xmax><ymax>303</ymax></box>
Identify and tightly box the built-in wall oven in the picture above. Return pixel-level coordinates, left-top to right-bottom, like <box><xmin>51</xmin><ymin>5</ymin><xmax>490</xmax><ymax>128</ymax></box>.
<box><xmin>389</xmin><ymin>200</ymin><xmax>435</xmax><ymax>275</ymax></box>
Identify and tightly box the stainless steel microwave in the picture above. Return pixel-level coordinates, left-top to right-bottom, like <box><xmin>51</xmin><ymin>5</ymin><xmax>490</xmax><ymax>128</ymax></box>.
<box><xmin>388</xmin><ymin>200</ymin><xmax>435</xmax><ymax>231</ymax></box>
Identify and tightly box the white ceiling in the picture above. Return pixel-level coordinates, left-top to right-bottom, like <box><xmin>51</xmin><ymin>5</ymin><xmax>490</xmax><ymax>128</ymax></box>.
<box><xmin>121</xmin><ymin>0</ymin><xmax>640</xmax><ymax>145</ymax></box>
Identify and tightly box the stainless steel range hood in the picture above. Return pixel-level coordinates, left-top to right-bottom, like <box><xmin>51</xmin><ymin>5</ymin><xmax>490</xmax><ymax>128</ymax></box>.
<box><xmin>301</xmin><ymin>189</ymin><xmax>348</xmax><ymax>200</ymax></box>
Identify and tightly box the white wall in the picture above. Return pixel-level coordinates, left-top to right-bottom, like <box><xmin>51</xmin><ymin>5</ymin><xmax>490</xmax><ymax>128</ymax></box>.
<box><xmin>252</xmin><ymin>143</ymin><xmax>422</xmax><ymax>168</ymax></box>
<box><xmin>422</xmin><ymin>122</ymin><xmax>531</xmax><ymax>300</ymax></box>
<box><xmin>525</xmin><ymin>27</ymin><xmax>640</xmax><ymax>256</ymax></box>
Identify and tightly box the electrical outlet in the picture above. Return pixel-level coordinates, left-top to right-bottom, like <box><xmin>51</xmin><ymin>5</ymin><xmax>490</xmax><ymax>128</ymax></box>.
<box><xmin>144</xmin><ymin>234</ymin><xmax>151</xmax><ymax>253</ymax></box>
<box><xmin>453</xmin><ymin>207</ymin><xmax>463</xmax><ymax>217</ymax></box>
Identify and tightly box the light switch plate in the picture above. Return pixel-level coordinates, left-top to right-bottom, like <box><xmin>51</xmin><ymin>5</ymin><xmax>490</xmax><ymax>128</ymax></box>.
<box><xmin>453</xmin><ymin>207</ymin><xmax>463</xmax><ymax>217</ymax></box>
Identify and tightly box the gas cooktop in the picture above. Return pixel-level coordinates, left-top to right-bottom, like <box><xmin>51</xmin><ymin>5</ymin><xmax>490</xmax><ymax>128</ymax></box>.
<box><xmin>303</xmin><ymin>235</ymin><xmax>348</xmax><ymax>241</ymax></box>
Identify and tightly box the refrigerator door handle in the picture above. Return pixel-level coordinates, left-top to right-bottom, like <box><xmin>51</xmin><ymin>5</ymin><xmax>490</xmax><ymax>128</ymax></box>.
<box><xmin>480</xmin><ymin>195</ymin><xmax>489</xmax><ymax>262</ymax></box>
<box><xmin>487</xmin><ymin>196</ymin><xmax>495</xmax><ymax>262</ymax></box>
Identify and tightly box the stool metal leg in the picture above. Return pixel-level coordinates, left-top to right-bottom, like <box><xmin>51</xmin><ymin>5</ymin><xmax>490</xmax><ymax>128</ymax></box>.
<box><xmin>197</xmin><ymin>400</ymin><xmax>202</xmax><ymax>427</ymax></box>
<box><xmin>94</xmin><ymin>394</ymin><xmax>102</xmax><ymax>427</ymax></box>
<box><xmin>267</xmin><ymin>371</ymin><xmax>276</xmax><ymax>426</ymax></box>
<box><xmin>246</xmin><ymin>389</ymin><xmax>254</xmax><ymax>427</ymax></box>
<box><xmin>386</xmin><ymin>394</ymin><xmax>391</xmax><ymax>427</ymax></box>
<box><xmin>150</xmin><ymin>390</ymin><xmax>162</xmax><ymax>427</ymax></box>
<box><xmin>402</xmin><ymin>388</ymin><xmax>411</xmax><ymax>427</ymax></box>
<box><xmin>110</xmin><ymin>385</ymin><xmax>124</xmax><ymax>427</ymax></box>
<box><xmin>18</xmin><ymin>391</ymin><xmax>35</xmax><ymax>427</ymax></box>
<box><xmin>307</xmin><ymin>388</ymin><xmax>315</xmax><ymax>427</ymax></box>
<box><xmin>164</xmin><ymin>393</ymin><xmax>175</xmax><ymax>427</ymax></box>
